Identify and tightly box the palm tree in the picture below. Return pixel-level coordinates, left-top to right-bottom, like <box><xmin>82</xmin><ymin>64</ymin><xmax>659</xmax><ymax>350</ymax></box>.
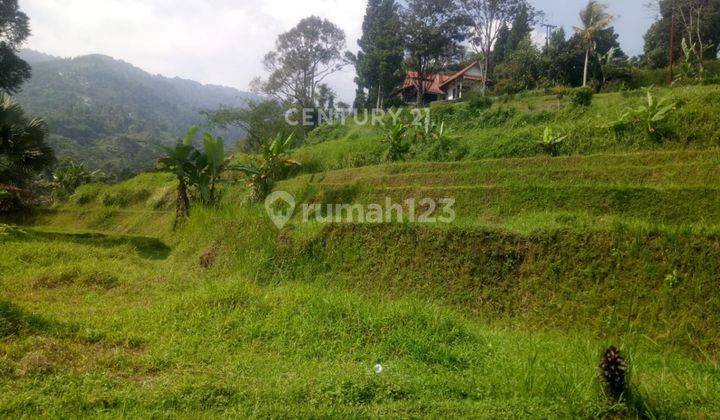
<box><xmin>573</xmin><ymin>1</ymin><xmax>614</xmax><ymax>87</ymax></box>
<box><xmin>0</xmin><ymin>93</ymin><xmax>55</xmax><ymax>187</ymax></box>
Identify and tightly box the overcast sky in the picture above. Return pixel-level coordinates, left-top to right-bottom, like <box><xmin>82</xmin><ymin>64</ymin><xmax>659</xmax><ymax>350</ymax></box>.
<box><xmin>20</xmin><ymin>0</ymin><xmax>656</xmax><ymax>103</ymax></box>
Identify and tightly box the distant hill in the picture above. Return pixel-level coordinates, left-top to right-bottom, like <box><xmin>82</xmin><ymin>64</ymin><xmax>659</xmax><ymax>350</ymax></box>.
<box><xmin>15</xmin><ymin>50</ymin><xmax>260</xmax><ymax>179</ymax></box>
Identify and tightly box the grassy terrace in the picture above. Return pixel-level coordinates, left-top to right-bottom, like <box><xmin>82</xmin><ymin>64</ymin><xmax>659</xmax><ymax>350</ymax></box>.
<box><xmin>2</xmin><ymin>87</ymin><xmax>720</xmax><ymax>417</ymax></box>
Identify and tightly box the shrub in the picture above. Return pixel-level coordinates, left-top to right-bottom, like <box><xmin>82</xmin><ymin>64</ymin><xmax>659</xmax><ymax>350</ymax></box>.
<box><xmin>381</xmin><ymin>119</ymin><xmax>410</xmax><ymax>162</ymax></box>
<box><xmin>306</xmin><ymin>123</ymin><xmax>350</xmax><ymax>145</ymax></box>
<box><xmin>569</xmin><ymin>87</ymin><xmax>594</xmax><ymax>107</ymax></box>
<box><xmin>473</xmin><ymin>106</ymin><xmax>517</xmax><ymax>129</ymax></box>
<box><xmin>465</xmin><ymin>94</ymin><xmax>493</xmax><ymax>112</ymax></box>
<box><xmin>429</xmin><ymin>102</ymin><xmax>457</xmax><ymax>124</ymax></box>
<box><xmin>552</xmin><ymin>86</ymin><xmax>570</xmax><ymax>100</ymax></box>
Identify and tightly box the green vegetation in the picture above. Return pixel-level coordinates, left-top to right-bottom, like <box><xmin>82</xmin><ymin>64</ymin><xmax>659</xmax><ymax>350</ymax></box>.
<box><xmin>2</xmin><ymin>86</ymin><xmax>720</xmax><ymax>416</ymax></box>
<box><xmin>612</xmin><ymin>88</ymin><xmax>677</xmax><ymax>141</ymax></box>
<box><xmin>156</xmin><ymin>126</ymin><xmax>232</xmax><ymax>224</ymax></box>
<box><xmin>14</xmin><ymin>52</ymin><xmax>258</xmax><ymax>179</ymax></box>
<box><xmin>288</xmin><ymin>85</ymin><xmax>720</xmax><ymax>174</ymax></box>
<box><xmin>0</xmin><ymin>1</ymin><xmax>31</xmax><ymax>94</ymax></box>
<box><xmin>0</xmin><ymin>93</ymin><xmax>54</xmax><ymax>211</ymax></box>
<box><xmin>569</xmin><ymin>86</ymin><xmax>594</xmax><ymax>107</ymax></box>
<box><xmin>52</xmin><ymin>160</ymin><xmax>103</xmax><ymax>199</ymax></box>
<box><xmin>228</xmin><ymin>133</ymin><xmax>300</xmax><ymax>202</ymax></box>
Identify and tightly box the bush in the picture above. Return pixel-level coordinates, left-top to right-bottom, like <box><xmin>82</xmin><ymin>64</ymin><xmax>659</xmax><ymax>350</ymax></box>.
<box><xmin>552</xmin><ymin>86</ymin><xmax>570</xmax><ymax>100</ymax></box>
<box><xmin>474</xmin><ymin>106</ymin><xmax>517</xmax><ymax>129</ymax></box>
<box><xmin>429</xmin><ymin>102</ymin><xmax>458</xmax><ymax>124</ymax></box>
<box><xmin>306</xmin><ymin>123</ymin><xmax>350</xmax><ymax>146</ymax></box>
<box><xmin>569</xmin><ymin>87</ymin><xmax>594</xmax><ymax>107</ymax></box>
<box><xmin>465</xmin><ymin>94</ymin><xmax>493</xmax><ymax>112</ymax></box>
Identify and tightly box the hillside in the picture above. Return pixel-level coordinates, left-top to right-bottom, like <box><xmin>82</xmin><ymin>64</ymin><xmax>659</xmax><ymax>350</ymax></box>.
<box><xmin>14</xmin><ymin>50</ymin><xmax>259</xmax><ymax>179</ymax></box>
<box><xmin>2</xmin><ymin>88</ymin><xmax>720</xmax><ymax>417</ymax></box>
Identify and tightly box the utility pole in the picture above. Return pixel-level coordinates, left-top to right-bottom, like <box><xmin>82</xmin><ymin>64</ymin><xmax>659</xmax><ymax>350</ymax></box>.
<box><xmin>668</xmin><ymin>0</ymin><xmax>676</xmax><ymax>85</ymax></box>
<box><xmin>542</xmin><ymin>23</ymin><xmax>558</xmax><ymax>51</ymax></box>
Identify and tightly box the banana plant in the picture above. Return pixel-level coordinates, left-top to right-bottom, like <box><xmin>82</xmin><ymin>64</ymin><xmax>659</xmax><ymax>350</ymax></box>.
<box><xmin>227</xmin><ymin>133</ymin><xmax>300</xmax><ymax>202</ymax></box>
<box><xmin>200</xmin><ymin>132</ymin><xmax>227</xmax><ymax>204</ymax></box>
<box><xmin>610</xmin><ymin>89</ymin><xmax>676</xmax><ymax>141</ymax></box>
<box><xmin>156</xmin><ymin>126</ymin><xmax>200</xmax><ymax>226</ymax></box>
<box><xmin>538</xmin><ymin>127</ymin><xmax>567</xmax><ymax>157</ymax></box>
<box><xmin>596</xmin><ymin>46</ymin><xmax>618</xmax><ymax>88</ymax></box>
<box><xmin>381</xmin><ymin>119</ymin><xmax>409</xmax><ymax>162</ymax></box>
<box><xmin>52</xmin><ymin>160</ymin><xmax>103</xmax><ymax>199</ymax></box>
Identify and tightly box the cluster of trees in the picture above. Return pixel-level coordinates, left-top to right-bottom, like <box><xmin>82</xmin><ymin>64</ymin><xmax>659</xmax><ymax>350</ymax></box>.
<box><xmin>205</xmin><ymin>0</ymin><xmax>720</xmax><ymax>153</ymax></box>
<box><xmin>644</xmin><ymin>0</ymin><xmax>720</xmax><ymax>69</ymax></box>
<box><xmin>351</xmin><ymin>0</ymin><xmax>720</xmax><ymax>103</ymax></box>
<box><xmin>351</xmin><ymin>0</ymin><xmax>628</xmax><ymax>100</ymax></box>
<box><xmin>157</xmin><ymin>125</ymin><xmax>299</xmax><ymax>226</ymax></box>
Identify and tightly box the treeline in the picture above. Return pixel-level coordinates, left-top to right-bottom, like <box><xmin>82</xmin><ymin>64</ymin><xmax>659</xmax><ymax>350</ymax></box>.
<box><xmin>210</xmin><ymin>0</ymin><xmax>720</xmax><ymax>155</ymax></box>
<box><xmin>351</xmin><ymin>0</ymin><xmax>720</xmax><ymax>103</ymax></box>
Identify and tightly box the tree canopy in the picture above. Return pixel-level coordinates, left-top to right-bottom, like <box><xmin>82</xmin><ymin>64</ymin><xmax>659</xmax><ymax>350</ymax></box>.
<box><xmin>254</xmin><ymin>16</ymin><xmax>348</xmax><ymax>110</ymax></box>
<box><xmin>354</xmin><ymin>0</ymin><xmax>404</xmax><ymax>109</ymax></box>
<box><xmin>0</xmin><ymin>0</ymin><xmax>32</xmax><ymax>94</ymax></box>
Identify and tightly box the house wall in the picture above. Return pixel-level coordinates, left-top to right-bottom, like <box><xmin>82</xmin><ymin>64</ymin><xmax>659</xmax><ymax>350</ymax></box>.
<box><xmin>446</xmin><ymin>80</ymin><xmax>462</xmax><ymax>101</ymax></box>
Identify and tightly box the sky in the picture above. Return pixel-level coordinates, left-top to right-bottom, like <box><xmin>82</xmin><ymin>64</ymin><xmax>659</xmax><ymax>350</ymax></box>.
<box><xmin>20</xmin><ymin>0</ymin><xmax>657</xmax><ymax>103</ymax></box>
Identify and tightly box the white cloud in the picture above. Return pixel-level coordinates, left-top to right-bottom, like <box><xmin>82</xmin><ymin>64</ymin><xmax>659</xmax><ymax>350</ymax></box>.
<box><xmin>19</xmin><ymin>0</ymin><xmax>364</xmax><ymax>102</ymax></box>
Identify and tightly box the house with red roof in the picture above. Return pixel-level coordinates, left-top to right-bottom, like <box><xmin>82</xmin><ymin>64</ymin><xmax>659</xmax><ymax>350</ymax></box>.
<box><xmin>397</xmin><ymin>61</ymin><xmax>487</xmax><ymax>105</ymax></box>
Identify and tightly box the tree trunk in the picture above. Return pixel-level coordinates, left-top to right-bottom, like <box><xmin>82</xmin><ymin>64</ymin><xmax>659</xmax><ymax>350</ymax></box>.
<box><xmin>482</xmin><ymin>48</ymin><xmax>491</xmax><ymax>94</ymax></box>
<box><xmin>209</xmin><ymin>178</ymin><xmax>216</xmax><ymax>205</ymax></box>
<box><xmin>583</xmin><ymin>47</ymin><xmax>590</xmax><ymax>87</ymax></box>
<box><xmin>174</xmin><ymin>179</ymin><xmax>190</xmax><ymax>229</ymax></box>
<box><xmin>376</xmin><ymin>85</ymin><xmax>382</xmax><ymax>110</ymax></box>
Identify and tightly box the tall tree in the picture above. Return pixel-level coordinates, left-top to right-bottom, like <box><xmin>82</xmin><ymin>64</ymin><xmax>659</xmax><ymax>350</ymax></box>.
<box><xmin>401</xmin><ymin>0</ymin><xmax>470</xmax><ymax>105</ymax></box>
<box><xmin>541</xmin><ymin>28</ymin><xmax>575</xmax><ymax>85</ymax></box>
<box><xmin>461</xmin><ymin>0</ymin><xmax>530</xmax><ymax>93</ymax></box>
<box><xmin>492</xmin><ymin>3</ymin><xmax>539</xmax><ymax>69</ymax></box>
<box><xmin>0</xmin><ymin>0</ymin><xmax>32</xmax><ymax>94</ymax></box>
<box><xmin>506</xmin><ymin>3</ymin><xmax>537</xmax><ymax>53</ymax></box>
<box><xmin>253</xmin><ymin>16</ymin><xmax>348</xmax><ymax>111</ymax></box>
<box><xmin>573</xmin><ymin>1</ymin><xmax>615</xmax><ymax>87</ymax></box>
<box><xmin>494</xmin><ymin>37</ymin><xmax>542</xmax><ymax>93</ymax></box>
<box><xmin>491</xmin><ymin>24</ymin><xmax>511</xmax><ymax>65</ymax></box>
<box><xmin>355</xmin><ymin>0</ymin><xmax>404</xmax><ymax>109</ymax></box>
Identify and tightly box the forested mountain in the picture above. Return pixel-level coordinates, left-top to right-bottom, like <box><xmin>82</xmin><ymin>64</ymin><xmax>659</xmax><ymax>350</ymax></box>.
<box><xmin>15</xmin><ymin>50</ymin><xmax>258</xmax><ymax>179</ymax></box>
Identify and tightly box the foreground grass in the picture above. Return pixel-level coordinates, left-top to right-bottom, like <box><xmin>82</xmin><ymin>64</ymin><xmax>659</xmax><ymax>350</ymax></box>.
<box><xmin>3</xmin><ymin>195</ymin><xmax>720</xmax><ymax>417</ymax></box>
<box><xmin>2</xmin><ymin>229</ymin><xmax>719</xmax><ymax>417</ymax></box>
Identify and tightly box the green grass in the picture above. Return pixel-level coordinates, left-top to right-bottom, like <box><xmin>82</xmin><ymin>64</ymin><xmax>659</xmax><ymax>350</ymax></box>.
<box><xmin>2</xmin><ymin>86</ymin><xmax>720</xmax><ymax>417</ymax></box>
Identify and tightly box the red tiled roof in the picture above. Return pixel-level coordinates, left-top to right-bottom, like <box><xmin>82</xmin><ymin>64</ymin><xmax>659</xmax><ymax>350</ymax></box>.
<box><xmin>438</xmin><ymin>62</ymin><xmax>485</xmax><ymax>88</ymax></box>
<box><xmin>400</xmin><ymin>62</ymin><xmax>486</xmax><ymax>95</ymax></box>
<box><xmin>401</xmin><ymin>72</ymin><xmax>450</xmax><ymax>95</ymax></box>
